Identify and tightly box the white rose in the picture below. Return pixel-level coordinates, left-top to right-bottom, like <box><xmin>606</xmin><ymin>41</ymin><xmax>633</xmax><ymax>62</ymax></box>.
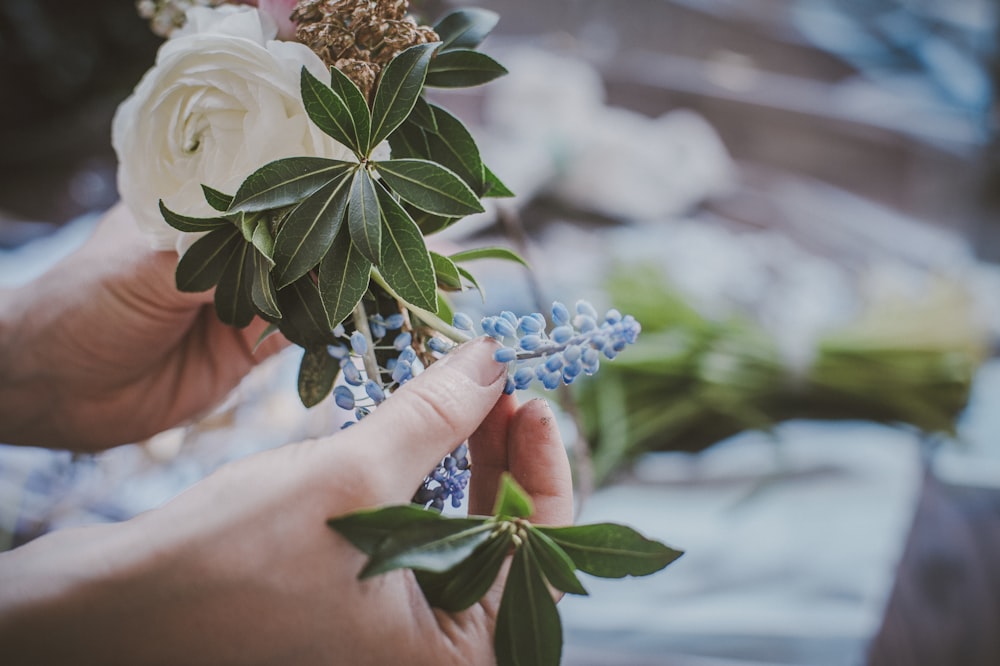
<box><xmin>112</xmin><ymin>5</ymin><xmax>355</xmax><ymax>252</ymax></box>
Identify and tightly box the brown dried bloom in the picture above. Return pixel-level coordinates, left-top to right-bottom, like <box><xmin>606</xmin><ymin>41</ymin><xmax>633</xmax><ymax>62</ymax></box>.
<box><xmin>292</xmin><ymin>0</ymin><xmax>439</xmax><ymax>100</ymax></box>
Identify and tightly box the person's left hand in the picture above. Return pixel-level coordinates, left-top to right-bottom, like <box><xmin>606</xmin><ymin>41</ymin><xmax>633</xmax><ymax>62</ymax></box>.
<box><xmin>0</xmin><ymin>203</ymin><xmax>286</xmax><ymax>450</ymax></box>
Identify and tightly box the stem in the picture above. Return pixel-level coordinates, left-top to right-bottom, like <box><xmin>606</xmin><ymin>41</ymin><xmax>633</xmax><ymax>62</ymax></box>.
<box><xmin>352</xmin><ymin>301</ymin><xmax>383</xmax><ymax>386</ymax></box>
<box><xmin>370</xmin><ymin>269</ymin><xmax>472</xmax><ymax>344</ymax></box>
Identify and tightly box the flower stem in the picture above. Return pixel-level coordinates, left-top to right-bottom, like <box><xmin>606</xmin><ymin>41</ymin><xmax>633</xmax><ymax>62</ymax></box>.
<box><xmin>352</xmin><ymin>301</ymin><xmax>382</xmax><ymax>386</ymax></box>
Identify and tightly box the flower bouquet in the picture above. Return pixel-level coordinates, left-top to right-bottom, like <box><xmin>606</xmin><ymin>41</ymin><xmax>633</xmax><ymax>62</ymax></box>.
<box><xmin>114</xmin><ymin>1</ymin><xmax>681</xmax><ymax>662</ymax></box>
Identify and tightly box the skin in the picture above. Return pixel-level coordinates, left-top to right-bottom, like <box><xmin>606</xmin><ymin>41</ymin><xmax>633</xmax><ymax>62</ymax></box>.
<box><xmin>0</xmin><ymin>206</ymin><xmax>574</xmax><ymax>664</ymax></box>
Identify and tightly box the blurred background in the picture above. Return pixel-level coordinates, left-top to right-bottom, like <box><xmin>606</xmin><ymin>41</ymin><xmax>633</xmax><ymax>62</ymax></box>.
<box><xmin>2</xmin><ymin>0</ymin><xmax>1000</xmax><ymax>664</ymax></box>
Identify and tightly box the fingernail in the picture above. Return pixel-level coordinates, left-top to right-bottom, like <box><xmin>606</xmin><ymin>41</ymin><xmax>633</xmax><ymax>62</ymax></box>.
<box><xmin>440</xmin><ymin>337</ymin><xmax>506</xmax><ymax>387</ymax></box>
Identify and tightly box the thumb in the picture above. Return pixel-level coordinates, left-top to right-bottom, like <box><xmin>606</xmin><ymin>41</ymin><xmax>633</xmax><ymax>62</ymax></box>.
<box><xmin>340</xmin><ymin>337</ymin><xmax>507</xmax><ymax>502</ymax></box>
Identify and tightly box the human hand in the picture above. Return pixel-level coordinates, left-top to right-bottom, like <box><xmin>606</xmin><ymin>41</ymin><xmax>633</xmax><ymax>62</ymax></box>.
<box><xmin>0</xmin><ymin>203</ymin><xmax>286</xmax><ymax>450</ymax></box>
<box><xmin>0</xmin><ymin>338</ymin><xmax>574</xmax><ymax>665</ymax></box>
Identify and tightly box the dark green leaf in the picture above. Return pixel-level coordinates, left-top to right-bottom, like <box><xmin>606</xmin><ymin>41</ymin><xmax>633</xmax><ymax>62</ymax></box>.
<box><xmin>175</xmin><ymin>226</ymin><xmax>241</xmax><ymax>293</ymax></box>
<box><xmin>434</xmin><ymin>8</ymin><xmax>499</xmax><ymax>51</ymax></box>
<box><xmin>347</xmin><ymin>168</ymin><xmax>382</xmax><ymax>264</ymax></box>
<box><xmin>328</xmin><ymin>505</ymin><xmax>443</xmax><ymax>555</ymax></box>
<box><xmin>495</xmin><ymin>546</ymin><xmax>562</xmax><ymax>666</ymax></box>
<box><xmin>158</xmin><ymin>200</ymin><xmax>228</xmax><ymax>233</ymax></box>
<box><xmin>430</xmin><ymin>251</ymin><xmax>462</xmax><ymax>290</ymax></box>
<box><xmin>376</xmin><ymin>185</ymin><xmax>437</xmax><ymax>312</ymax></box>
<box><xmin>318</xmin><ymin>230</ymin><xmax>372</xmax><ymax>328</ymax></box>
<box><xmin>456</xmin><ymin>265</ymin><xmax>485</xmax><ymax>301</ymax></box>
<box><xmin>413</xmin><ymin>208</ymin><xmax>459</xmax><ymax>236</ymax></box>
<box><xmin>388</xmin><ymin>119</ymin><xmax>432</xmax><ymax>160</ymax></box>
<box><xmin>492</xmin><ymin>473</ymin><xmax>534</xmax><ymax>520</ymax></box>
<box><xmin>370</xmin><ymin>42</ymin><xmax>438</xmax><ymax>148</ymax></box>
<box><xmin>249</xmin><ymin>248</ymin><xmax>281</xmax><ymax>319</ymax></box>
<box><xmin>426</xmin><ymin>50</ymin><xmax>508</xmax><ymax>88</ymax></box>
<box><xmin>229</xmin><ymin>157</ymin><xmax>354</xmax><ymax>213</ymax></box>
<box><xmin>275</xmin><ymin>276</ymin><xmax>336</xmax><ymax>348</ymax></box>
<box><xmin>449</xmin><ymin>246</ymin><xmax>529</xmax><ymax>268</ymax></box>
<box><xmin>359</xmin><ymin>519</ymin><xmax>493</xmax><ymax>578</ymax></box>
<box><xmin>273</xmin><ymin>172</ymin><xmax>352</xmax><ymax>288</ymax></box>
<box><xmin>537</xmin><ymin>523</ymin><xmax>683</xmax><ymax>578</ymax></box>
<box><xmin>328</xmin><ymin>65</ymin><xmax>372</xmax><ymax>153</ymax></box>
<box><xmin>527</xmin><ymin>529</ymin><xmax>588</xmax><ymax>596</ymax></box>
<box><xmin>376</xmin><ymin>158</ymin><xmax>483</xmax><ymax>217</ymax></box>
<box><xmin>301</xmin><ymin>67</ymin><xmax>365</xmax><ymax>155</ymax></box>
<box><xmin>415</xmin><ymin>531</ymin><xmax>513</xmax><ymax>612</ymax></box>
<box><xmin>253</xmin><ymin>322</ymin><xmax>280</xmax><ymax>352</ymax></box>
<box><xmin>434</xmin><ymin>290</ymin><xmax>455</xmax><ymax>327</ymax></box>
<box><xmin>297</xmin><ymin>347</ymin><xmax>339</xmax><ymax>407</ymax></box>
<box><xmin>214</xmin><ymin>240</ymin><xmax>255</xmax><ymax>328</ymax></box>
<box><xmin>483</xmin><ymin>165</ymin><xmax>515</xmax><ymax>198</ymax></box>
<box><xmin>201</xmin><ymin>185</ymin><xmax>234</xmax><ymax>212</ymax></box>
<box><xmin>409</xmin><ymin>95</ymin><xmax>438</xmax><ymax>132</ymax></box>
<box><xmin>424</xmin><ymin>104</ymin><xmax>485</xmax><ymax>193</ymax></box>
<box><xmin>251</xmin><ymin>218</ymin><xmax>275</xmax><ymax>266</ymax></box>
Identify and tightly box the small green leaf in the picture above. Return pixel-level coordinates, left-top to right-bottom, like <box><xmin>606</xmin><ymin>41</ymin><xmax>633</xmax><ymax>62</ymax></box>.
<box><xmin>328</xmin><ymin>505</ymin><xmax>443</xmax><ymax>555</ymax></box>
<box><xmin>158</xmin><ymin>200</ymin><xmax>228</xmax><ymax>233</ymax></box>
<box><xmin>426</xmin><ymin>50</ymin><xmax>508</xmax><ymax>88</ymax></box>
<box><xmin>527</xmin><ymin>529</ymin><xmax>588</xmax><ymax>596</ymax></box>
<box><xmin>430</xmin><ymin>251</ymin><xmax>462</xmax><ymax>290</ymax></box>
<box><xmin>537</xmin><ymin>523</ymin><xmax>683</xmax><ymax>578</ymax></box>
<box><xmin>456</xmin><ymin>265</ymin><xmax>485</xmax><ymax>301</ymax></box>
<box><xmin>492</xmin><ymin>473</ymin><xmax>534</xmax><ymax>520</ymax></box>
<box><xmin>376</xmin><ymin>185</ymin><xmax>438</xmax><ymax>312</ymax></box>
<box><xmin>388</xmin><ymin>119</ymin><xmax>432</xmax><ymax>160</ymax></box>
<box><xmin>253</xmin><ymin>322</ymin><xmax>280</xmax><ymax>352</ymax></box>
<box><xmin>273</xmin><ymin>172</ymin><xmax>352</xmax><ymax>288</ymax></box>
<box><xmin>201</xmin><ymin>185</ymin><xmax>234</xmax><ymax>211</ymax></box>
<box><xmin>424</xmin><ymin>104</ymin><xmax>485</xmax><ymax>193</ymax></box>
<box><xmin>347</xmin><ymin>168</ymin><xmax>382</xmax><ymax>264</ymax></box>
<box><xmin>449</xmin><ymin>246</ymin><xmax>529</xmax><ymax>268</ymax></box>
<box><xmin>359</xmin><ymin>519</ymin><xmax>494</xmax><ymax>579</ymax></box>
<box><xmin>409</xmin><ymin>95</ymin><xmax>438</xmax><ymax>132</ymax></box>
<box><xmin>301</xmin><ymin>67</ymin><xmax>365</xmax><ymax>155</ymax></box>
<box><xmin>229</xmin><ymin>157</ymin><xmax>354</xmax><ymax>213</ymax></box>
<box><xmin>275</xmin><ymin>276</ymin><xmax>336</xmax><ymax>348</ymax></box>
<box><xmin>483</xmin><ymin>165</ymin><xmax>515</xmax><ymax>198</ymax></box>
<box><xmin>494</xmin><ymin>545</ymin><xmax>562</xmax><ymax>666</ymax></box>
<box><xmin>435</xmin><ymin>290</ymin><xmax>455</xmax><ymax>327</ymax></box>
<box><xmin>415</xmin><ymin>531</ymin><xmax>513</xmax><ymax>612</ymax></box>
<box><xmin>318</xmin><ymin>230</ymin><xmax>372</xmax><ymax>328</ymax></box>
<box><xmin>249</xmin><ymin>248</ymin><xmax>281</xmax><ymax>319</ymax></box>
<box><xmin>297</xmin><ymin>347</ymin><xmax>339</xmax><ymax>407</ymax></box>
<box><xmin>251</xmin><ymin>218</ymin><xmax>275</xmax><ymax>266</ymax></box>
<box><xmin>175</xmin><ymin>226</ymin><xmax>241</xmax><ymax>293</ymax></box>
<box><xmin>214</xmin><ymin>240</ymin><xmax>255</xmax><ymax>328</ymax></box>
<box><xmin>328</xmin><ymin>65</ymin><xmax>372</xmax><ymax>153</ymax></box>
<box><xmin>376</xmin><ymin>158</ymin><xmax>483</xmax><ymax>217</ymax></box>
<box><xmin>434</xmin><ymin>8</ymin><xmax>499</xmax><ymax>51</ymax></box>
<box><xmin>370</xmin><ymin>42</ymin><xmax>438</xmax><ymax>148</ymax></box>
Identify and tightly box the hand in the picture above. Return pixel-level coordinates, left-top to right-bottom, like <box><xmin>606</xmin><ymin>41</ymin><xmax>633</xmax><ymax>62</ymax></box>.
<box><xmin>0</xmin><ymin>338</ymin><xmax>575</xmax><ymax>665</ymax></box>
<box><xmin>0</xmin><ymin>203</ymin><xmax>286</xmax><ymax>450</ymax></box>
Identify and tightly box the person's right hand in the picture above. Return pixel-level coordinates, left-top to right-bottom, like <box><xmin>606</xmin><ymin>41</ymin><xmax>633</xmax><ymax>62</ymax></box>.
<box><xmin>0</xmin><ymin>338</ymin><xmax>575</xmax><ymax>665</ymax></box>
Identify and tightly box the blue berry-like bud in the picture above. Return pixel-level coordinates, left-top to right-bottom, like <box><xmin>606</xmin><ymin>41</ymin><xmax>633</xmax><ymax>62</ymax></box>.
<box><xmin>369</xmin><ymin>315</ymin><xmax>386</xmax><ymax>340</ymax></box>
<box><xmin>341</xmin><ymin>362</ymin><xmax>363</xmax><ymax>386</ymax></box>
<box><xmin>519</xmin><ymin>334</ymin><xmax>543</xmax><ymax>351</ymax></box>
<box><xmin>500</xmin><ymin>310</ymin><xmax>518</xmax><ymax>326</ymax></box>
<box><xmin>398</xmin><ymin>347</ymin><xmax>417</xmax><ymax>364</ymax></box>
<box><xmin>391</xmin><ymin>361</ymin><xmax>412</xmax><ymax>384</ymax></box>
<box><xmin>481</xmin><ymin>317</ymin><xmax>500</xmax><ymax>339</ymax></box>
<box><xmin>333</xmin><ymin>385</ymin><xmax>356</xmax><ymax>410</ymax></box>
<box><xmin>350</xmin><ymin>331</ymin><xmax>368</xmax><ymax>355</ymax></box>
<box><xmin>544</xmin><ymin>354</ymin><xmax>564</xmax><ymax>372</ymax></box>
<box><xmin>494</xmin><ymin>347</ymin><xmax>517</xmax><ymax>363</ymax></box>
<box><xmin>364</xmin><ymin>379</ymin><xmax>385</xmax><ymax>404</ymax></box>
<box><xmin>563</xmin><ymin>345</ymin><xmax>582</xmax><ymax>363</ymax></box>
<box><xmin>576</xmin><ymin>300</ymin><xmax>599</xmax><ymax>319</ymax></box>
<box><xmin>574</xmin><ymin>315</ymin><xmax>597</xmax><ymax>332</ymax></box>
<box><xmin>333</xmin><ymin>323</ymin><xmax>346</xmax><ymax>338</ymax></box>
<box><xmin>605</xmin><ymin>308</ymin><xmax>622</xmax><ymax>324</ymax></box>
<box><xmin>552</xmin><ymin>301</ymin><xmax>571</xmax><ymax>326</ymax></box>
<box><xmin>513</xmin><ymin>366</ymin><xmax>535</xmax><ymax>390</ymax></box>
<box><xmin>551</xmin><ymin>325</ymin><xmax>574</xmax><ymax>344</ymax></box>
<box><xmin>495</xmin><ymin>318</ymin><xmax>517</xmax><ymax>339</ymax></box>
<box><xmin>542</xmin><ymin>370</ymin><xmax>562</xmax><ymax>390</ymax></box>
<box><xmin>427</xmin><ymin>336</ymin><xmax>451</xmax><ymax>354</ymax></box>
<box><xmin>518</xmin><ymin>315</ymin><xmax>543</xmax><ymax>334</ymax></box>
<box><xmin>453</xmin><ymin>312</ymin><xmax>474</xmax><ymax>331</ymax></box>
<box><xmin>328</xmin><ymin>344</ymin><xmax>349</xmax><ymax>360</ymax></box>
<box><xmin>503</xmin><ymin>375</ymin><xmax>515</xmax><ymax>394</ymax></box>
<box><xmin>384</xmin><ymin>313</ymin><xmax>405</xmax><ymax>330</ymax></box>
<box><xmin>393</xmin><ymin>331</ymin><xmax>412</xmax><ymax>351</ymax></box>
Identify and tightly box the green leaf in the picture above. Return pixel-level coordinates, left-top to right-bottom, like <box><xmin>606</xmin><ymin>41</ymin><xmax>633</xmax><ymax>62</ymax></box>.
<box><xmin>409</xmin><ymin>95</ymin><xmax>438</xmax><ymax>132</ymax></box>
<box><xmin>434</xmin><ymin>290</ymin><xmax>455</xmax><ymax>327</ymax></box>
<box><xmin>359</xmin><ymin>519</ymin><xmax>494</xmax><ymax>579</ymax></box>
<box><xmin>376</xmin><ymin>185</ymin><xmax>438</xmax><ymax>312</ymax></box>
<box><xmin>158</xmin><ymin>200</ymin><xmax>228</xmax><ymax>233</ymax></box>
<box><xmin>415</xmin><ymin>531</ymin><xmax>513</xmax><ymax>612</ymax></box>
<box><xmin>494</xmin><ymin>546</ymin><xmax>562</xmax><ymax>666</ymax></box>
<box><xmin>526</xmin><ymin>529</ymin><xmax>588</xmax><ymax>596</ymax></box>
<box><xmin>249</xmin><ymin>248</ymin><xmax>281</xmax><ymax>319</ymax></box>
<box><xmin>370</xmin><ymin>42</ymin><xmax>438</xmax><ymax>148</ymax></box>
<box><xmin>297</xmin><ymin>347</ymin><xmax>339</xmax><ymax>407</ymax></box>
<box><xmin>328</xmin><ymin>505</ymin><xmax>443</xmax><ymax>555</ymax></box>
<box><xmin>253</xmin><ymin>322</ymin><xmax>280</xmax><ymax>352</ymax></box>
<box><xmin>229</xmin><ymin>157</ymin><xmax>354</xmax><ymax>213</ymax></box>
<box><xmin>328</xmin><ymin>65</ymin><xmax>372</xmax><ymax>153</ymax></box>
<box><xmin>449</xmin><ymin>246</ymin><xmax>529</xmax><ymax>268</ymax></box>
<box><xmin>537</xmin><ymin>523</ymin><xmax>683</xmax><ymax>578</ymax></box>
<box><xmin>424</xmin><ymin>104</ymin><xmax>485</xmax><ymax>193</ymax></box>
<box><xmin>430</xmin><ymin>251</ymin><xmax>462</xmax><ymax>290</ymax></box>
<box><xmin>492</xmin><ymin>473</ymin><xmax>534</xmax><ymax>520</ymax></box>
<box><xmin>201</xmin><ymin>185</ymin><xmax>234</xmax><ymax>212</ymax></box>
<box><xmin>318</xmin><ymin>230</ymin><xmax>372</xmax><ymax>328</ymax></box>
<box><xmin>251</xmin><ymin>218</ymin><xmax>275</xmax><ymax>266</ymax></box>
<box><xmin>483</xmin><ymin>165</ymin><xmax>515</xmax><ymax>198</ymax></box>
<box><xmin>273</xmin><ymin>171</ymin><xmax>352</xmax><ymax>288</ymax></box>
<box><xmin>301</xmin><ymin>67</ymin><xmax>365</xmax><ymax>155</ymax></box>
<box><xmin>275</xmin><ymin>276</ymin><xmax>336</xmax><ymax>348</ymax></box>
<box><xmin>347</xmin><ymin>168</ymin><xmax>382</xmax><ymax>265</ymax></box>
<box><xmin>434</xmin><ymin>8</ymin><xmax>499</xmax><ymax>51</ymax></box>
<box><xmin>388</xmin><ymin>119</ymin><xmax>432</xmax><ymax>160</ymax></box>
<box><xmin>456</xmin><ymin>265</ymin><xmax>485</xmax><ymax>301</ymax></box>
<box><xmin>426</xmin><ymin>50</ymin><xmax>508</xmax><ymax>88</ymax></box>
<box><xmin>214</xmin><ymin>240</ymin><xmax>255</xmax><ymax>328</ymax></box>
<box><xmin>376</xmin><ymin>158</ymin><xmax>483</xmax><ymax>217</ymax></box>
<box><xmin>175</xmin><ymin>226</ymin><xmax>241</xmax><ymax>293</ymax></box>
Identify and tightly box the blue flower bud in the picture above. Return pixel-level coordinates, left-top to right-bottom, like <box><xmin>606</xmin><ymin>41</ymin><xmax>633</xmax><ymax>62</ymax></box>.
<box><xmin>391</xmin><ymin>361</ymin><xmax>412</xmax><ymax>384</ymax></box>
<box><xmin>364</xmin><ymin>379</ymin><xmax>385</xmax><ymax>404</ymax></box>
<box><xmin>328</xmin><ymin>344</ymin><xmax>349</xmax><ymax>360</ymax></box>
<box><xmin>574</xmin><ymin>315</ymin><xmax>597</xmax><ymax>333</ymax></box>
<box><xmin>398</xmin><ymin>347</ymin><xmax>417</xmax><ymax>364</ymax></box>
<box><xmin>605</xmin><ymin>308</ymin><xmax>622</xmax><ymax>324</ymax></box>
<box><xmin>427</xmin><ymin>337</ymin><xmax>451</xmax><ymax>354</ymax></box>
<box><xmin>333</xmin><ymin>385</ymin><xmax>356</xmax><ymax>411</ymax></box>
<box><xmin>518</xmin><ymin>315</ymin><xmax>542</xmax><ymax>334</ymax></box>
<box><xmin>341</xmin><ymin>361</ymin><xmax>363</xmax><ymax>386</ymax></box>
<box><xmin>552</xmin><ymin>301</ymin><xmax>571</xmax><ymax>326</ymax></box>
<box><xmin>551</xmin><ymin>325</ymin><xmax>574</xmax><ymax>344</ymax></box>
<box><xmin>541</xmin><ymin>370</ymin><xmax>562</xmax><ymax>390</ymax></box>
<box><xmin>384</xmin><ymin>313</ymin><xmax>405</xmax><ymax>330</ymax></box>
<box><xmin>544</xmin><ymin>354</ymin><xmax>564</xmax><ymax>372</ymax></box>
<box><xmin>350</xmin><ymin>331</ymin><xmax>368</xmax><ymax>355</ymax></box>
<box><xmin>453</xmin><ymin>312</ymin><xmax>474</xmax><ymax>331</ymax></box>
<box><xmin>576</xmin><ymin>300</ymin><xmax>599</xmax><ymax>319</ymax></box>
<box><xmin>393</xmin><ymin>331</ymin><xmax>412</xmax><ymax>351</ymax></box>
<box><xmin>368</xmin><ymin>315</ymin><xmax>386</xmax><ymax>340</ymax></box>
<box><xmin>519</xmin><ymin>334</ymin><xmax>543</xmax><ymax>351</ymax></box>
<box><xmin>332</xmin><ymin>323</ymin><xmax>346</xmax><ymax>338</ymax></box>
<box><xmin>503</xmin><ymin>375</ymin><xmax>515</xmax><ymax>394</ymax></box>
<box><xmin>513</xmin><ymin>366</ymin><xmax>535</xmax><ymax>390</ymax></box>
<box><xmin>495</xmin><ymin>318</ymin><xmax>517</xmax><ymax>339</ymax></box>
<box><xmin>562</xmin><ymin>345</ymin><xmax>582</xmax><ymax>363</ymax></box>
<box><xmin>494</xmin><ymin>347</ymin><xmax>517</xmax><ymax>363</ymax></box>
<box><xmin>500</xmin><ymin>310</ymin><xmax>518</xmax><ymax>326</ymax></box>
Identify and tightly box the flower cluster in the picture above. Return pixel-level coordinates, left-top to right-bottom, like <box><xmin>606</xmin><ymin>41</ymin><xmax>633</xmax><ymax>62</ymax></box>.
<box><xmin>411</xmin><ymin>443</ymin><xmax>471</xmax><ymax>511</ymax></box>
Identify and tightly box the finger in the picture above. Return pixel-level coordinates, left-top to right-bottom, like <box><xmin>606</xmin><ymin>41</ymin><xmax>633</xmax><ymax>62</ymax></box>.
<box><xmin>467</xmin><ymin>392</ymin><xmax>519</xmax><ymax>515</ymax></box>
<box><xmin>341</xmin><ymin>337</ymin><xmax>507</xmax><ymax>501</ymax></box>
<box><xmin>507</xmin><ymin>398</ymin><xmax>574</xmax><ymax>527</ymax></box>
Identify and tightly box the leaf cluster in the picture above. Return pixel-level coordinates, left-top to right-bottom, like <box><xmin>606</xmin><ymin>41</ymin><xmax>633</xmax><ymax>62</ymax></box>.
<box><xmin>328</xmin><ymin>474</ymin><xmax>683</xmax><ymax>666</ymax></box>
